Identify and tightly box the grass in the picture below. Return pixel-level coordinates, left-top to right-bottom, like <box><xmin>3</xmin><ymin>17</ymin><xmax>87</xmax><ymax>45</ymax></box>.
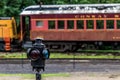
<box><xmin>50</xmin><ymin>53</ymin><xmax>120</xmax><ymax>59</ymax></box>
<box><xmin>0</xmin><ymin>52</ymin><xmax>26</xmax><ymax>58</ymax></box>
<box><xmin>0</xmin><ymin>50</ymin><xmax>120</xmax><ymax>59</ymax></box>
<box><xmin>0</xmin><ymin>73</ymin><xmax>70</xmax><ymax>79</ymax></box>
<box><xmin>0</xmin><ymin>73</ymin><xmax>34</xmax><ymax>79</ymax></box>
<box><xmin>50</xmin><ymin>50</ymin><xmax>120</xmax><ymax>59</ymax></box>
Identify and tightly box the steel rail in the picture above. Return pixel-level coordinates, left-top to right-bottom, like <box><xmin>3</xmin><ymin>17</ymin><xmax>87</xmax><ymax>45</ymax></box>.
<box><xmin>0</xmin><ymin>58</ymin><xmax>119</xmax><ymax>64</ymax></box>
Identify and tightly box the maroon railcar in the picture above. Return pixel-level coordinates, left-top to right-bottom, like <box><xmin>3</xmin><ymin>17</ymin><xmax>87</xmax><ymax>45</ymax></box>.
<box><xmin>20</xmin><ymin>4</ymin><xmax>120</xmax><ymax>52</ymax></box>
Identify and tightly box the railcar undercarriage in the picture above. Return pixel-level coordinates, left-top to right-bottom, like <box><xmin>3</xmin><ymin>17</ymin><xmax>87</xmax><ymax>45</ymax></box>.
<box><xmin>42</xmin><ymin>41</ymin><xmax>120</xmax><ymax>52</ymax></box>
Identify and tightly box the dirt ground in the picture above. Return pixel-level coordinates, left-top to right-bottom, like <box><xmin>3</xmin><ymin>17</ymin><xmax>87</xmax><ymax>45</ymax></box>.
<box><xmin>1</xmin><ymin>72</ymin><xmax>120</xmax><ymax>80</ymax></box>
<box><xmin>44</xmin><ymin>72</ymin><xmax>120</xmax><ymax>80</ymax></box>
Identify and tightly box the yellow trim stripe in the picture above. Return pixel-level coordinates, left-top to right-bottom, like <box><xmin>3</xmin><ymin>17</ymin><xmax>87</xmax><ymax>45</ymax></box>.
<box><xmin>31</xmin><ymin>18</ymin><xmax>120</xmax><ymax>20</ymax></box>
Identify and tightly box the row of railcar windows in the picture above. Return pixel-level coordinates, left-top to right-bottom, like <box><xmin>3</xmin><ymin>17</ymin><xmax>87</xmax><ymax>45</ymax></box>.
<box><xmin>36</xmin><ymin>20</ymin><xmax>120</xmax><ymax>29</ymax></box>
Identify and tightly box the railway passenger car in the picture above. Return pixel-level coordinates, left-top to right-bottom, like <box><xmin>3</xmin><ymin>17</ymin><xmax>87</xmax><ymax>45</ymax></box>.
<box><xmin>20</xmin><ymin>4</ymin><xmax>120</xmax><ymax>52</ymax></box>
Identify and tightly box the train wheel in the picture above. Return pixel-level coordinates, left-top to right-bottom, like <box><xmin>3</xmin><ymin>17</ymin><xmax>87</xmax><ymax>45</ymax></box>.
<box><xmin>71</xmin><ymin>45</ymin><xmax>79</xmax><ymax>52</ymax></box>
<box><xmin>87</xmin><ymin>45</ymin><xmax>96</xmax><ymax>50</ymax></box>
<box><xmin>81</xmin><ymin>44</ymin><xmax>96</xmax><ymax>50</ymax></box>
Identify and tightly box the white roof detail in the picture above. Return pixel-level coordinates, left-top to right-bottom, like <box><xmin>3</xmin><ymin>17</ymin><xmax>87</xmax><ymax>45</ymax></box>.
<box><xmin>20</xmin><ymin>4</ymin><xmax>120</xmax><ymax>15</ymax></box>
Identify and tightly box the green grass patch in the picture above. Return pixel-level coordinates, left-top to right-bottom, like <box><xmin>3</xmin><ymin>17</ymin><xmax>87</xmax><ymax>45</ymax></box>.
<box><xmin>43</xmin><ymin>73</ymin><xmax>70</xmax><ymax>77</ymax></box>
<box><xmin>0</xmin><ymin>73</ymin><xmax>70</xmax><ymax>79</ymax></box>
<box><xmin>50</xmin><ymin>50</ymin><xmax>120</xmax><ymax>59</ymax></box>
<box><xmin>50</xmin><ymin>53</ymin><xmax>120</xmax><ymax>59</ymax></box>
<box><xmin>0</xmin><ymin>73</ymin><xmax>34</xmax><ymax>79</ymax></box>
<box><xmin>0</xmin><ymin>52</ymin><xmax>26</xmax><ymax>58</ymax></box>
<box><xmin>0</xmin><ymin>50</ymin><xmax>120</xmax><ymax>59</ymax></box>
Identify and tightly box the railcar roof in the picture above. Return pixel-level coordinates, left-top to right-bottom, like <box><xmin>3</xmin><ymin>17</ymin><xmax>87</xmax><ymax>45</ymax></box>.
<box><xmin>20</xmin><ymin>4</ymin><xmax>120</xmax><ymax>15</ymax></box>
<box><xmin>0</xmin><ymin>17</ymin><xmax>12</xmax><ymax>20</ymax></box>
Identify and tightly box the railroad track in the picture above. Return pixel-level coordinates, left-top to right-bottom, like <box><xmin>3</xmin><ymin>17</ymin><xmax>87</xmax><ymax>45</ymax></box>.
<box><xmin>0</xmin><ymin>58</ymin><xmax>120</xmax><ymax>64</ymax></box>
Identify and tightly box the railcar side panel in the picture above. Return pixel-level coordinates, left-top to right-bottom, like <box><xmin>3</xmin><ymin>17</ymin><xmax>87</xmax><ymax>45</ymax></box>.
<box><xmin>30</xmin><ymin>30</ymin><xmax>120</xmax><ymax>41</ymax></box>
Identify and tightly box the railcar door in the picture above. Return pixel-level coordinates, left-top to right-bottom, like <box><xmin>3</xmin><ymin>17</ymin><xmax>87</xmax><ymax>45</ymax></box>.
<box><xmin>20</xmin><ymin>16</ymin><xmax>31</xmax><ymax>41</ymax></box>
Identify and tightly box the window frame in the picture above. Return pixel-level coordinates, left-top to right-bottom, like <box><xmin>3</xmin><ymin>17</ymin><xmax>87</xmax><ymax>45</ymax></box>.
<box><xmin>67</xmin><ymin>20</ymin><xmax>74</xmax><ymax>29</ymax></box>
<box><xmin>96</xmin><ymin>20</ymin><xmax>104</xmax><ymax>29</ymax></box>
<box><xmin>48</xmin><ymin>20</ymin><xmax>55</xmax><ymax>29</ymax></box>
<box><xmin>86</xmin><ymin>20</ymin><xmax>94</xmax><ymax>29</ymax></box>
<box><xmin>106</xmin><ymin>20</ymin><xmax>114</xmax><ymax>29</ymax></box>
<box><xmin>58</xmin><ymin>20</ymin><xmax>65</xmax><ymax>29</ymax></box>
<box><xmin>77</xmin><ymin>20</ymin><xmax>84</xmax><ymax>29</ymax></box>
<box><xmin>36</xmin><ymin>20</ymin><xmax>43</xmax><ymax>28</ymax></box>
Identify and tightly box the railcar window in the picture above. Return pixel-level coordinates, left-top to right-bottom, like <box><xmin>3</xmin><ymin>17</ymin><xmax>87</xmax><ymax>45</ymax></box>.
<box><xmin>107</xmin><ymin>20</ymin><xmax>114</xmax><ymax>29</ymax></box>
<box><xmin>36</xmin><ymin>21</ymin><xmax>43</xmax><ymax>27</ymax></box>
<box><xmin>87</xmin><ymin>20</ymin><xmax>94</xmax><ymax>29</ymax></box>
<box><xmin>77</xmin><ymin>20</ymin><xmax>84</xmax><ymax>29</ymax></box>
<box><xmin>67</xmin><ymin>20</ymin><xmax>74</xmax><ymax>29</ymax></box>
<box><xmin>48</xmin><ymin>21</ymin><xmax>55</xmax><ymax>29</ymax></box>
<box><xmin>58</xmin><ymin>20</ymin><xmax>64</xmax><ymax>29</ymax></box>
<box><xmin>117</xmin><ymin>20</ymin><xmax>120</xmax><ymax>29</ymax></box>
<box><xmin>96</xmin><ymin>20</ymin><xmax>104</xmax><ymax>29</ymax></box>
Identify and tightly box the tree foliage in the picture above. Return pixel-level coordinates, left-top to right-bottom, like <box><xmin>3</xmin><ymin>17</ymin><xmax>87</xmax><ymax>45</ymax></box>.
<box><xmin>0</xmin><ymin>0</ymin><xmax>119</xmax><ymax>24</ymax></box>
